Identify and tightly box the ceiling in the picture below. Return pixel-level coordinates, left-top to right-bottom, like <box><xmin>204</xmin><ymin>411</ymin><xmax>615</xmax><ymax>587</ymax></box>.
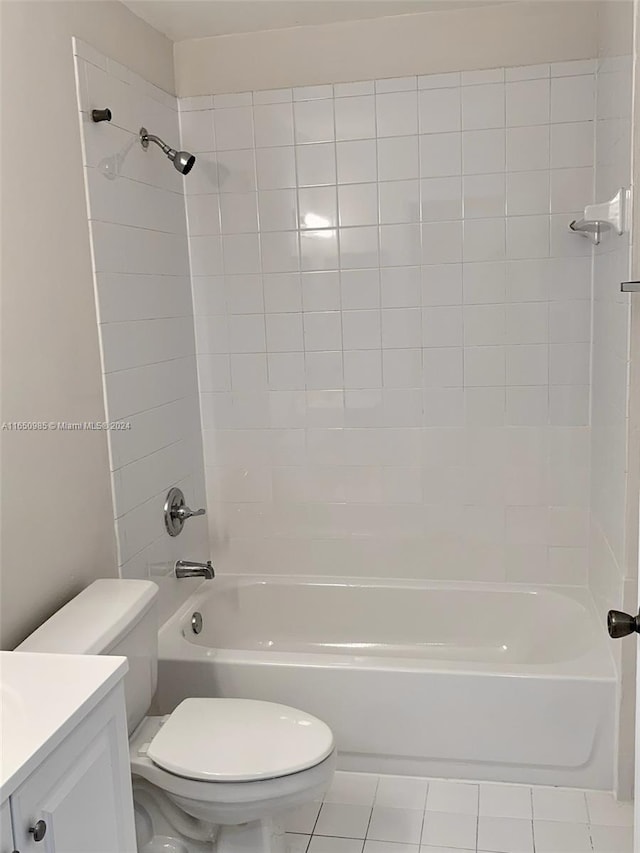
<box><xmin>122</xmin><ymin>0</ymin><xmax>497</xmax><ymax>42</ymax></box>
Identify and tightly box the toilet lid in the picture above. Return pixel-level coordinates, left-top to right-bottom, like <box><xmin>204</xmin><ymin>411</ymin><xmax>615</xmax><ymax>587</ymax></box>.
<box><xmin>147</xmin><ymin>698</ymin><xmax>335</xmax><ymax>782</ymax></box>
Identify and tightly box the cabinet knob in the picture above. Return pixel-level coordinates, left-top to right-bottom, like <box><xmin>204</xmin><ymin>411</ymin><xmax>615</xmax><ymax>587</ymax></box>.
<box><xmin>29</xmin><ymin>820</ymin><xmax>46</xmax><ymax>842</ymax></box>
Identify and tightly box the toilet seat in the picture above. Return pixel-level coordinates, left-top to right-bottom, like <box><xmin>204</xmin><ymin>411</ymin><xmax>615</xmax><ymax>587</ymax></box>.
<box><xmin>146</xmin><ymin>698</ymin><xmax>334</xmax><ymax>782</ymax></box>
<box><xmin>130</xmin><ymin>713</ymin><xmax>336</xmax><ymax>826</ymax></box>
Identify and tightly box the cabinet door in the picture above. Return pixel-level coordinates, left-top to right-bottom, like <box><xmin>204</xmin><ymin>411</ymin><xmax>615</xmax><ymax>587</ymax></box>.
<box><xmin>11</xmin><ymin>687</ymin><xmax>136</xmax><ymax>853</ymax></box>
<box><xmin>0</xmin><ymin>801</ymin><xmax>15</xmax><ymax>853</ymax></box>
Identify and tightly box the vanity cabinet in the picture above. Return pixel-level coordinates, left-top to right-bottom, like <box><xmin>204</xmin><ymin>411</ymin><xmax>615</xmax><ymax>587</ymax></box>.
<box><xmin>1</xmin><ymin>653</ymin><xmax>136</xmax><ymax>853</ymax></box>
<box><xmin>10</xmin><ymin>689</ymin><xmax>135</xmax><ymax>853</ymax></box>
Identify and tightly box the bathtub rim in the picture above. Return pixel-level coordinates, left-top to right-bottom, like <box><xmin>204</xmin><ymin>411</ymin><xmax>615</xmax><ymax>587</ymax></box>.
<box><xmin>158</xmin><ymin>573</ymin><xmax>617</xmax><ymax>682</ymax></box>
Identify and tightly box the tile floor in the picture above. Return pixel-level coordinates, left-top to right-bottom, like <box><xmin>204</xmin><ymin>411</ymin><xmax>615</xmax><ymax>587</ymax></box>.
<box><xmin>283</xmin><ymin>772</ymin><xmax>633</xmax><ymax>853</ymax></box>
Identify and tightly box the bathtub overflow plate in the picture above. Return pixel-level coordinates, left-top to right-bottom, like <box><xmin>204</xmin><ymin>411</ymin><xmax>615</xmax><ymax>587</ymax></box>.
<box><xmin>191</xmin><ymin>612</ymin><xmax>203</xmax><ymax>635</ymax></box>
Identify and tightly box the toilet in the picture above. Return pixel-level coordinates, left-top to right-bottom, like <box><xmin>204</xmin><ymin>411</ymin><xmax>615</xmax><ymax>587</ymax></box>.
<box><xmin>17</xmin><ymin>579</ymin><xmax>336</xmax><ymax>853</ymax></box>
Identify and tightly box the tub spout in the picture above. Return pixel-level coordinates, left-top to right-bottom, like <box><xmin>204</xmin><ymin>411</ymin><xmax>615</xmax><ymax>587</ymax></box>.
<box><xmin>175</xmin><ymin>560</ymin><xmax>215</xmax><ymax>579</ymax></box>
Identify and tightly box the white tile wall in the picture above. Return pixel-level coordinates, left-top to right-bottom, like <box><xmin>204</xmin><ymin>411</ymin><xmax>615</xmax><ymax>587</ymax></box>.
<box><xmin>73</xmin><ymin>40</ymin><xmax>209</xmax><ymax>579</ymax></box>
<box><xmin>180</xmin><ymin>64</ymin><xmax>596</xmax><ymax>582</ymax></box>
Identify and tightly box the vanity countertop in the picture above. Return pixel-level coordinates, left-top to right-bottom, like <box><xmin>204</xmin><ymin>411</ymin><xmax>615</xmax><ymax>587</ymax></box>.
<box><xmin>0</xmin><ymin>651</ymin><xmax>127</xmax><ymax>800</ymax></box>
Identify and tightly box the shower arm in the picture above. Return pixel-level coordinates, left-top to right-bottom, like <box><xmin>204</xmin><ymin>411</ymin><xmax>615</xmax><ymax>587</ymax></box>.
<box><xmin>140</xmin><ymin>129</ymin><xmax>174</xmax><ymax>155</ymax></box>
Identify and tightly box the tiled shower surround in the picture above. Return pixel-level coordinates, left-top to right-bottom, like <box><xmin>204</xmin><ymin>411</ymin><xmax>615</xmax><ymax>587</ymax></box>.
<box><xmin>74</xmin><ymin>40</ymin><xmax>208</xmax><ymax>580</ymax></box>
<box><xmin>182</xmin><ymin>62</ymin><xmax>597</xmax><ymax>582</ymax></box>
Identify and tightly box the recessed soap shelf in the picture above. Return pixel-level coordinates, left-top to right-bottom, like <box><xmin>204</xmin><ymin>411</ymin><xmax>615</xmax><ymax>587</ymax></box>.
<box><xmin>569</xmin><ymin>188</ymin><xmax>628</xmax><ymax>245</ymax></box>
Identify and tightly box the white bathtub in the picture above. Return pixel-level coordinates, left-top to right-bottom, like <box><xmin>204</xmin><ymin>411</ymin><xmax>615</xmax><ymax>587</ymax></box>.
<box><xmin>157</xmin><ymin>575</ymin><xmax>617</xmax><ymax>789</ymax></box>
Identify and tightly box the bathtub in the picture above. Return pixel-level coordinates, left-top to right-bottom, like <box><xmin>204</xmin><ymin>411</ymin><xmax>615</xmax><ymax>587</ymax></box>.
<box><xmin>157</xmin><ymin>575</ymin><xmax>617</xmax><ymax>789</ymax></box>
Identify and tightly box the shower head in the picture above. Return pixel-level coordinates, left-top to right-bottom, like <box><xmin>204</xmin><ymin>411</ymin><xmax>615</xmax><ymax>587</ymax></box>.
<box><xmin>139</xmin><ymin>127</ymin><xmax>195</xmax><ymax>175</ymax></box>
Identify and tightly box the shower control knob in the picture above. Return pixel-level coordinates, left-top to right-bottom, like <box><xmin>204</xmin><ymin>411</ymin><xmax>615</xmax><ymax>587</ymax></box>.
<box><xmin>29</xmin><ymin>820</ymin><xmax>47</xmax><ymax>842</ymax></box>
<box><xmin>164</xmin><ymin>486</ymin><xmax>206</xmax><ymax>536</ymax></box>
<box><xmin>173</xmin><ymin>505</ymin><xmax>205</xmax><ymax>521</ymax></box>
<box><xmin>607</xmin><ymin>609</ymin><xmax>640</xmax><ymax>639</ymax></box>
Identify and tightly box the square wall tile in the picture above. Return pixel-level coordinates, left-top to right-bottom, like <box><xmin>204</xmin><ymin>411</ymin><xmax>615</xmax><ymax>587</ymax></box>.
<box><xmin>254</xmin><ymin>103</ymin><xmax>295</xmax><ymax>147</ymax></box>
<box><xmin>335</xmin><ymin>95</ymin><xmax>376</xmax><ymax>140</ymax></box>
<box><xmin>463</xmin><ymin>173</ymin><xmax>505</xmax><ymax>219</ymax></box>
<box><xmin>382</xmin><ymin>308</ymin><xmax>422</xmax><ymax>348</ymax></box>
<box><xmin>342</xmin><ymin>269</ymin><xmax>381</xmax><ymax>309</ymax></box>
<box><xmin>337</xmin><ymin>140</ymin><xmax>378</xmax><ymax>184</ymax></box>
<box><xmin>377</xmin><ymin>91</ymin><xmax>419</xmax><ymax>137</ymax></box>
<box><xmin>299</xmin><ymin>186</ymin><xmax>338</xmax><ymax>230</ymax></box>
<box><xmin>305</xmin><ymin>351</ymin><xmax>344</xmax><ymax>390</ymax></box>
<box><xmin>256</xmin><ymin>147</ymin><xmax>296</xmax><ymax>189</ymax></box>
<box><xmin>462</xmin><ymin>83</ymin><xmax>505</xmax><ymax>130</ymax></box>
<box><xmin>297</xmin><ymin>143</ymin><xmax>337</xmax><ymax>186</ymax></box>
<box><xmin>381</xmin><ymin>266</ymin><xmax>421</xmax><ymax>308</ymax></box>
<box><xmin>379</xmin><ymin>180</ymin><xmax>421</xmax><ymax>224</ymax></box>
<box><xmin>304</xmin><ymin>311</ymin><xmax>343</xmax><ymax>350</ymax></box>
<box><xmin>380</xmin><ymin>224</ymin><xmax>421</xmax><ymax>267</ymax></box>
<box><xmin>214</xmin><ymin>106</ymin><xmax>254</xmax><ymax>150</ymax></box>
<box><xmin>220</xmin><ymin>192</ymin><xmax>258</xmax><ymax>233</ymax></box>
<box><xmin>342</xmin><ymin>309</ymin><xmax>381</xmax><ymax>349</ymax></box>
<box><xmin>506</xmin><ymin>79</ymin><xmax>550</xmax><ymax>127</ymax></box>
<box><xmin>301</xmin><ymin>229</ymin><xmax>339</xmax><ymax>271</ymax></box>
<box><xmin>302</xmin><ymin>271</ymin><xmax>341</xmax><ymax>311</ymax></box>
<box><xmin>266</xmin><ymin>312</ymin><xmax>304</xmax><ymax>352</ymax></box>
<box><xmin>344</xmin><ymin>350</ymin><xmax>382</xmax><ymax>389</ymax></box>
<box><xmin>419</xmin><ymin>88</ymin><xmax>462</xmax><ymax>133</ymax></box>
<box><xmin>463</xmin><ymin>129</ymin><xmax>505</xmax><ymax>174</ymax></box>
<box><xmin>420</xmin><ymin>132</ymin><xmax>462</xmax><ymax>178</ymax></box>
<box><xmin>506</xmin><ymin>125</ymin><xmax>550</xmax><ymax>172</ymax></box>
<box><xmin>383</xmin><ymin>349</ymin><xmax>422</xmax><ymax>388</ymax></box>
<box><xmin>378</xmin><ymin>137</ymin><xmax>420</xmax><ymax>181</ymax></box>
<box><xmin>259</xmin><ymin>188</ymin><xmax>298</xmax><ymax>231</ymax></box>
<box><xmin>339</xmin><ymin>183</ymin><xmax>379</xmax><ymax>227</ymax></box>
<box><xmin>341</xmin><ymin>226</ymin><xmax>380</xmax><ymax>269</ymax></box>
<box><xmin>551</xmin><ymin>75</ymin><xmax>595</xmax><ymax>123</ymax></box>
<box><xmin>422</xmin><ymin>177</ymin><xmax>463</xmax><ymax>221</ymax></box>
<box><xmin>261</xmin><ymin>231</ymin><xmax>300</xmax><ymax>273</ymax></box>
<box><xmin>295</xmin><ymin>98</ymin><xmax>335</xmax><ymax>144</ymax></box>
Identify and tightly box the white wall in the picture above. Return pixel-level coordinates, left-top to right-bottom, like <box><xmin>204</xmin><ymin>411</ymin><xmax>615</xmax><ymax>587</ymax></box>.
<box><xmin>174</xmin><ymin>1</ymin><xmax>597</xmax><ymax>97</ymax></box>
<box><xmin>589</xmin><ymin>45</ymin><xmax>634</xmax><ymax>623</ymax></box>
<box><xmin>589</xmin><ymin>0</ymin><xmax>638</xmax><ymax>799</ymax></box>
<box><xmin>180</xmin><ymin>62</ymin><xmax>597</xmax><ymax>582</ymax></box>
<box><xmin>0</xmin><ymin>0</ymin><xmax>174</xmax><ymax>650</ymax></box>
<box><xmin>73</xmin><ymin>40</ymin><xmax>208</xmax><ymax>610</ymax></box>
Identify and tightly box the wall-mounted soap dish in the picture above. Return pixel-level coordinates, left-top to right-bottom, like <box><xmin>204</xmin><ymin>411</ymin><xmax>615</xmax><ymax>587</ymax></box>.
<box><xmin>569</xmin><ymin>188</ymin><xmax>628</xmax><ymax>245</ymax></box>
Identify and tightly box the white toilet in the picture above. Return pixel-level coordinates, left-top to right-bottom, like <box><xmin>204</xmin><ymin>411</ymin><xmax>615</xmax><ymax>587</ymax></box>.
<box><xmin>17</xmin><ymin>579</ymin><xmax>336</xmax><ymax>853</ymax></box>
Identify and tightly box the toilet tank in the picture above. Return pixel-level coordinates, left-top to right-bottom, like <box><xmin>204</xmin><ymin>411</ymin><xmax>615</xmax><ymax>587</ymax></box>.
<box><xmin>17</xmin><ymin>579</ymin><xmax>158</xmax><ymax>733</ymax></box>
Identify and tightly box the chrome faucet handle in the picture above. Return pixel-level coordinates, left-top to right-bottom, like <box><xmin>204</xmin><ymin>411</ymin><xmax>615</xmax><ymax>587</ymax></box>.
<box><xmin>164</xmin><ymin>486</ymin><xmax>206</xmax><ymax>537</ymax></box>
<box><xmin>173</xmin><ymin>505</ymin><xmax>205</xmax><ymax>521</ymax></box>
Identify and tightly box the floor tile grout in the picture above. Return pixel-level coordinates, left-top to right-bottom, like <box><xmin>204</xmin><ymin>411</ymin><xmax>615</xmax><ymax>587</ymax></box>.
<box><xmin>287</xmin><ymin>770</ymin><xmax>633</xmax><ymax>853</ymax></box>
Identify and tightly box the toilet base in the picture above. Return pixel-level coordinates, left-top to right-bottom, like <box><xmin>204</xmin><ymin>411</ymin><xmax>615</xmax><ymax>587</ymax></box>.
<box><xmin>138</xmin><ymin>823</ymin><xmax>286</xmax><ymax>853</ymax></box>
<box><xmin>135</xmin><ymin>780</ymin><xmax>289</xmax><ymax>853</ymax></box>
<box><xmin>217</xmin><ymin>818</ymin><xmax>286</xmax><ymax>853</ymax></box>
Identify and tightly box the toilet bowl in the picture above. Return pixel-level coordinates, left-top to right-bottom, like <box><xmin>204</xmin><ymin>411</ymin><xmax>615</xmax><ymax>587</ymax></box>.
<box><xmin>129</xmin><ymin>699</ymin><xmax>335</xmax><ymax>851</ymax></box>
<box><xmin>17</xmin><ymin>579</ymin><xmax>336</xmax><ymax>853</ymax></box>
